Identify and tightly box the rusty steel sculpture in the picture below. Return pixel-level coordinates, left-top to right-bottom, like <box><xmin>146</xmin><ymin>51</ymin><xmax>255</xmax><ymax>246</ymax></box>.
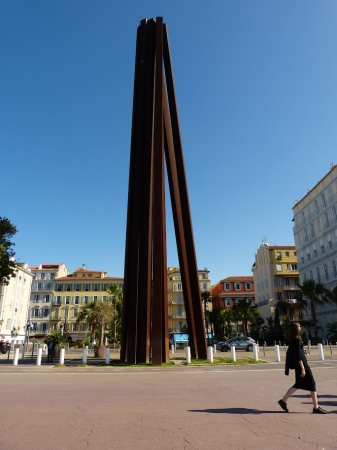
<box><xmin>121</xmin><ymin>17</ymin><xmax>207</xmax><ymax>365</ymax></box>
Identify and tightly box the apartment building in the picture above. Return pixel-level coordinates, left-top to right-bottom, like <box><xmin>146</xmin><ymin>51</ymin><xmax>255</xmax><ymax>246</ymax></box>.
<box><xmin>212</xmin><ymin>276</ymin><xmax>255</xmax><ymax>311</ymax></box>
<box><xmin>167</xmin><ymin>267</ymin><xmax>211</xmax><ymax>332</ymax></box>
<box><xmin>293</xmin><ymin>163</ymin><xmax>337</xmax><ymax>334</ymax></box>
<box><xmin>251</xmin><ymin>243</ymin><xmax>300</xmax><ymax>320</ymax></box>
<box><xmin>0</xmin><ymin>262</ymin><xmax>34</xmax><ymax>342</ymax></box>
<box><xmin>29</xmin><ymin>263</ymin><xmax>69</xmax><ymax>336</ymax></box>
<box><xmin>51</xmin><ymin>267</ymin><xmax>124</xmax><ymax>340</ymax></box>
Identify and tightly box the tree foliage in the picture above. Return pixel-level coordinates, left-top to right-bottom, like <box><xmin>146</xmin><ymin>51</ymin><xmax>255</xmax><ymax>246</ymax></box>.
<box><xmin>298</xmin><ymin>279</ymin><xmax>328</xmax><ymax>341</ymax></box>
<box><xmin>0</xmin><ymin>217</ymin><xmax>18</xmax><ymax>285</ymax></box>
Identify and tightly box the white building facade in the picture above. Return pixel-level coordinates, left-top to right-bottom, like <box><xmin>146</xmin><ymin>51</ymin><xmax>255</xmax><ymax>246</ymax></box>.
<box><xmin>29</xmin><ymin>263</ymin><xmax>69</xmax><ymax>336</ymax></box>
<box><xmin>0</xmin><ymin>262</ymin><xmax>34</xmax><ymax>343</ymax></box>
<box><xmin>293</xmin><ymin>164</ymin><xmax>337</xmax><ymax>335</ymax></box>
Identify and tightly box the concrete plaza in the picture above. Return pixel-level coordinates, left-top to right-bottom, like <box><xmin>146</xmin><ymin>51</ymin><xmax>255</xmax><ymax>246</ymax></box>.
<box><xmin>0</xmin><ymin>350</ymin><xmax>336</xmax><ymax>450</ymax></box>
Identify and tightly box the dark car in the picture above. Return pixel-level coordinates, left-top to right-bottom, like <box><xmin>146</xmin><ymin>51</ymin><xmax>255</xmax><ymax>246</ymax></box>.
<box><xmin>217</xmin><ymin>336</ymin><xmax>256</xmax><ymax>352</ymax></box>
<box><xmin>0</xmin><ymin>341</ymin><xmax>10</xmax><ymax>354</ymax></box>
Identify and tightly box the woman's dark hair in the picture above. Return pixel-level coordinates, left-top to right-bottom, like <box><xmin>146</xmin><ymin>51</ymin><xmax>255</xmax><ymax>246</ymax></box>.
<box><xmin>288</xmin><ymin>322</ymin><xmax>302</xmax><ymax>346</ymax></box>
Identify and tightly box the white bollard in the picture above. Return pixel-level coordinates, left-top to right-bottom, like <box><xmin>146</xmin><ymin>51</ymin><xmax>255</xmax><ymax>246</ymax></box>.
<box><xmin>186</xmin><ymin>346</ymin><xmax>191</xmax><ymax>363</ymax></box>
<box><xmin>253</xmin><ymin>343</ymin><xmax>259</xmax><ymax>361</ymax></box>
<box><xmin>59</xmin><ymin>348</ymin><xmax>65</xmax><ymax>365</ymax></box>
<box><xmin>83</xmin><ymin>348</ymin><xmax>88</xmax><ymax>364</ymax></box>
<box><xmin>275</xmin><ymin>344</ymin><xmax>281</xmax><ymax>362</ymax></box>
<box><xmin>36</xmin><ymin>347</ymin><xmax>42</xmax><ymax>366</ymax></box>
<box><xmin>13</xmin><ymin>348</ymin><xmax>19</xmax><ymax>365</ymax></box>
<box><xmin>318</xmin><ymin>343</ymin><xmax>324</xmax><ymax>360</ymax></box>
<box><xmin>257</xmin><ymin>343</ymin><xmax>259</xmax><ymax>353</ymax></box>
<box><xmin>207</xmin><ymin>346</ymin><xmax>214</xmax><ymax>363</ymax></box>
<box><xmin>105</xmin><ymin>347</ymin><xmax>110</xmax><ymax>364</ymax></box>
<box><xmin>213</xmin><ymin>344</ymin><xmax>217</xmax><ymax>354</ymax></box>
<box><xmin>231</xmin><ymin>345</ymin><xmax>236</xmax><ymax>362</ymax></box>
<box><xmin>171</xmin><ymin>344</ymin><xmax>174</xmax><ymax>354</ymax></box>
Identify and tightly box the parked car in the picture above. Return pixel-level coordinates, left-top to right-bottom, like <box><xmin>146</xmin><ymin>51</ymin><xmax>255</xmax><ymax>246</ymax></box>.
<box><xmin>0</xmin><ymin>341</ymin><xmax>10</xmax><ymax>354</ymax></box>
<box><xmin>217</xmin><ymin>336</ymin><xmax>256</xmax><ymax>352</ymax></box>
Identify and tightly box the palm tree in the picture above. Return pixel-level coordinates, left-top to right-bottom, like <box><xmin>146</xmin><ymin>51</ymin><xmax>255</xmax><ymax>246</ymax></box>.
<box><xmin>76</xmin><ymin>299</ymin><xmax>114</xmax><ymax>347</ymax></box>
<box><xmin>217</xmin><ymin>309</ymin><xmax>234</xmax><ymax>339</ymax></box>
<box><xmin>325</xmin><ymin>285</ymin><xmax>337</xmax><ymax>307</ymax></box>
<box><xmin>298</xmin><ymin>280</ymin><xmax>328</xmax><ymax>341</ymax></box>
<box><xmin>106</xmin><ymin>284</ymin><xmax>123</xmax><ymax>349</ymax></box>
<box><xmin>77</xmin><ymin>301</ymin><xmax>97</xmax><ymax>337</ymax></box>
<box><xmin>326</xmin><ymin>321</ymin><xmax>337</xmax><ymax>341</ymax></box>
<box><xmin>232</xmin><ymin>298</ymin><xmax>259</xmax><ymax>335</ymax></box>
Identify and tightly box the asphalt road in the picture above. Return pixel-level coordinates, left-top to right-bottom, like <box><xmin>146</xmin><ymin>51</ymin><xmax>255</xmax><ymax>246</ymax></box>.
<box><xmin>0</xmin><ymin>353</ymin><xmax>336</xmax><ymax>450</ymax></box>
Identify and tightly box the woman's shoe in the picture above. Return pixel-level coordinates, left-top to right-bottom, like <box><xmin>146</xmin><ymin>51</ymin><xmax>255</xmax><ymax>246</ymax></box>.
<box><xmin>278</xmin><ymin>399</ymin><xmax>289</xmax><ymax>412</ymax></box>
<box><xmin>313</xmin><ymin>407</ymin><xmax>328</xmax><ymax>414</ymax></box>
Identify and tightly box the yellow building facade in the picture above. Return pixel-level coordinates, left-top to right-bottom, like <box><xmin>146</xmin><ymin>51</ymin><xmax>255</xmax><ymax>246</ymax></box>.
<box><xmin>167</xmin><ymin>267</ymin><xmax>211</xmax><ymax>332</ymax></box>
<box><xmin>252</xmin><ymin>243</ymin><xmax>300</xmax><ymax>320</ymax></box>
<box><xmin>50</xmin><ymin>267</ymin><xmax>123</xmax><ymax>339</ymax></box>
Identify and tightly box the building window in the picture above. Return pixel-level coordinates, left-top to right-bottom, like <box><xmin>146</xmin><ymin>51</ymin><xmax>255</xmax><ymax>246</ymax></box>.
<box><xmin>310</xmin><ymin>224</ymin><xmax>315</xmax><ymax>237</ymax></box>
<box><xmin>34</xmin><ymin>309</ymin><xmax>39</xmax><ymax>317</ymax></box>
<box><xmin>303</xmin><ymin>273</ymin><xmax>307</xmax><ymax>281</ymax></box>
<box><xmin>74</xmin><ymin>296</ymin><xmax>80</xmax><ymax>304</ymax></box>
<box><xmin>285</xmin><ymin>251</ymin><xmax>289</xmax><ymax>257</ymax></box>
<box><xmin>324</xmin><ymin>212</ymin><xmax>329</xmax><ymax>227</ymax></box>
<box><xmin>93</xmin><ymin>296</ymin><xmax>98</xmax><ymax>301</ymax></box>
<box><xmin>56</xmin><ymin>284</ymin><xmax>63</xmax><ymax>292</ymax></box>
<box><xmin>43</xmin><ymin>308</ymin><xmax>49</xmax><ymax>317</ymax></box>
<box><xmin>34</xmin><ymin>295</ymin><xmax>39</xmax><ymax>302</ymax></box>
<box><xmin>65</xmin><ymin>296</ymin><xmax>71</xmax><ymax>304</ymax></box>
<box><xmin>277</xmin><ymin>292</ymin><xmax>283</xmax><ymax>300</ymax></box>
<box><xmin>316</xmin><ymin>267</ymin><xmax>321</xmax><ymax>283</ymax></box>
<box><xmin>324</xmin><ymin>264</ymin><xmax>329</xmax><ymax>280</ymax></box>
<box><xmin>321</xmin><ymin>193</ymin><xmax>327</xmax><ymax>208</ymax></box>
<box><xmin>224</xmin><ymin>283</ymin><xmax>231</xmax><ymax>290</ymax></box>
<box><xmin>314</xmin><ymin>200</ymin><xmax>319</xmax><ymax>214</ymax></box>
<box><xmin>234</xmin><ymin>283</ymin><xmax>241</xmax><ymax>290</ymax></box>
<box><xmin>64</xmin><ymin>308</ymin><xmax>69</xmax><ymax>318</ymax></box>
<box><xmin>202</xmin><ymin>283</ymin><xmax>208</xmax><ymax>290</ymax></box>
<box><xmin>93</xmin><ymin>284</ymin><xmax>99</xmax><ymax>291</ymax></box>
<box><xmin>74</xmin><ymin>308</ymin><xmax>78</xmax><ymax>318</ymax></box>
<box><xmin>276</xmin><ymin>252</ymin><xmax>282</xmax><ymax>259</ymax></box>
<box><xmin>66</xmin><ymin>284</ymin><xmax>72</xmax><ymax>292</ymax></box>
<box><xmin>75</xmin><ymin>284</ymin><xmax>81</xmax><ymax>291</ymax></box>
<box><xmin>102</xmin><ymin>284</ymin><xmax>108</xmax><ymax>291</ymax></box>
<box><xmin>40</xmin><ymin>273</ymin><xmax>45</xmax><ymax>280</ymax></box>
<box><xmin>55</xmin><ymin>296</ymin><xmax>61</xmax><ymax>305</ymax></box>
<box><xmin>276</xmin><ymin>264</ymin><xmax>283</xmax><ymax>271</ymax></box>
<box><xmin>332</xmin><ymin>261</ymin><xmax>337</xmax><ymax>278</ymax></box>
<box><xmin>245</xmin><ymin>282</ymin><xmax>252</xmax><ymax>290</ymax></box>
<box><xmin>314</xmin><ymin>249</ymin><xmax>317</xmax><ymax>258</ymax></box>
<box><xmin>84</xmin><ymin>296</ymin><xmax>89</xmax><ymax>304</ymax></box>
<box><xmin>84</xmin><ymin>284</ymin><xmax>90</xmax><ymax>291</ymax></box>
<box><xmin>50</xmin><ymin>273</ymin><xmax>55</xmax><ymax>280</ymax></box>
<box><xmin>224</xmin><ymin>298</ymin><xmax>232</xmax><ymax>307</ymax></box>
<box><xmin>42</xmin><ymin>323</ymin><xmax>48</xmax><ymax>332</ymax></box>
<box><xmin>45</xmin><ymin>295</ymin><xmax>50</xmax><ymax>303</ymax></box>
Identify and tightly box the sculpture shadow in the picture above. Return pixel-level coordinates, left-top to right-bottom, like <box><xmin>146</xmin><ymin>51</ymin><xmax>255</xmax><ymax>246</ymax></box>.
<box><xmin>293</xmin><ymin>394</ymin><xmax>337</xmax><ymax>399</ymax></box>
<box><xmin>188</xmin><ymin>408</ymin><xmax>297</xmax><ymax>415</ymax></box>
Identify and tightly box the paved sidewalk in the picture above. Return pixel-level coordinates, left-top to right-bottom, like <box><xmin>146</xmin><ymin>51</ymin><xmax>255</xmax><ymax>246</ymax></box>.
<box><xmin>0</xmin><ymin>361</ymin><xmax>336</xmax><ymax>450</ymax></box>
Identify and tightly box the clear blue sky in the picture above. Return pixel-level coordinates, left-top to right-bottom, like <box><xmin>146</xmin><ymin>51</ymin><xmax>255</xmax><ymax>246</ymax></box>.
<box><xmin>1</xmin><ymin>1</ymin><xmax>337</xmax><ymax>285</ymax></box>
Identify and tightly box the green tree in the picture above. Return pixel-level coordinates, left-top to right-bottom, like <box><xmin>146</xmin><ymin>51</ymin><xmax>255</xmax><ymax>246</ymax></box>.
<box><xmin>325</xmin><ymin>285</ymin><xmax>337</xmax><ymax>308</ymax></box>
<box><xmin>217</xmin><ymin>309</ymin><xmax>234</xmax><ymax>339</ymax></box>
<box><xmin>326</xmin><ymin>322</ymin><xmax>337</xmax><ymax>341</ymax></box>
<box><xmin>106</xmin><ymin>284</ymin><xmax>123</xmax><ymax>347</ymax></box>
<box><xmin>77</xmin><ymin>299</ymin><xmax>114</xmax><ymax>346</ymax></box>
<box><xmin>298</xmin><ymin>280</ymin><xmax>328</xmax><ymax>341</ymax></box>
<box><xmin>0</xmin><ymin>217</ymin><xmax>18</xmax><ymax>285</ymax></box>
<box><xmin>232</xmin><ymin>298</ymin><xmax>259</xmax><ymax>335</ymax></box>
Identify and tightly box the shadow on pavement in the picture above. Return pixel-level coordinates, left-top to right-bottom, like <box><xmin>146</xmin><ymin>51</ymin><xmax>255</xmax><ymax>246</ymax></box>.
<box><xmin>188</xmin><ymin>408</ymin><xmax>290</xmax><ymax>415</ymax></box>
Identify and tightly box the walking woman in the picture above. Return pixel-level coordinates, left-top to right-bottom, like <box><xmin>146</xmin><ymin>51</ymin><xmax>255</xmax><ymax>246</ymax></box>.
<box><xmin>278</xmin><ymin>322</ymin><xmax>328</xmax><ymax>414</ymax></box>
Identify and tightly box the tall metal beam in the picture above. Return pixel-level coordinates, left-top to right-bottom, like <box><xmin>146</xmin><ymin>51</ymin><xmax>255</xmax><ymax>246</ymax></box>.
<box><xmin>121</xmin><ymin>18</ymin><xmax>207</xmax><ymax>364</ymax></box>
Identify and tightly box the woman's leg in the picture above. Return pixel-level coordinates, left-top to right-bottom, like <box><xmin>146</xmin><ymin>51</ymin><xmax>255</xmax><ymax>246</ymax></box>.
<box><xmin>283</xmin><ymin>387</ymin><xmax>297</xmax><ymax>402</ymax></box>
<box><xmin>311</xmin><ymin>391</ymin><xmax>318</xmax><ymax>409</ymax></box>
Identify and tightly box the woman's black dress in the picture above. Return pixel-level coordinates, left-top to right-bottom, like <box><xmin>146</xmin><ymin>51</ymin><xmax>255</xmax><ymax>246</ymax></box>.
<box><xmin>291</xmin><ymin>338</ymin><xmax>316</xmax><ymax>392</ymax></box>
